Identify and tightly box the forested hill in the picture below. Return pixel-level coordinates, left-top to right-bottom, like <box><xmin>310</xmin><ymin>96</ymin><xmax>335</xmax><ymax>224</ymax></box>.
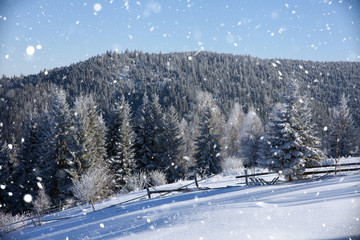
<box><xmin>1</xmin><ymin>50</ymin><xmax>359</xmax><ymax>141</ymax></box>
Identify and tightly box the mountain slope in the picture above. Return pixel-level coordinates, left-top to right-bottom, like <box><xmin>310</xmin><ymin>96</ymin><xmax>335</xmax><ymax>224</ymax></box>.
<box><xmin>1</xmin><ymin>51</ymin><xmax>359</xmax><ymax>142</ymax></box>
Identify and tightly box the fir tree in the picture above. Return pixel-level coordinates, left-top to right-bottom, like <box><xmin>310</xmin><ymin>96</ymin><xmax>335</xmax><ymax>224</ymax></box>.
<box><xmin>10</xmin><ymin>115</ymin><xmax>43</xmax><ymax>213</ymax></box>
<box><xmin>134</xmin><ymin>93</ymin><xmax>153</xmax><ymax>170</ymax></box>
<box><xmin>164</xmin><ymin>106</ymin><xmax>185</xmax><ymax>182</ymax></box>
<box><xmin>135</xmin><ymin>94</ymin><xmax>168</xmax><ymax>172</ymax></box>
<box><xmin>46</xmin><ymin>89</ymin><xmax>78</xmax><ymax>202</ymax></box>
<box><xmin>107</xmin><ymin>97</ymin><xmax>136</xmax><ymax>190</ymax></box>
<box><xmin>328</xmin><ymin>94</ymin><xmax>358</xmax><ymax>158</ymax></box>
<box><xmin>259</xmin><ymin>79</ymin><xmax>323</xmax><ymax>181</ymax></box>
<box><xmin>74</xmin><ymin>95</ymin><xmax>107</xmax><ymax>173</ymax></box>
<box><xmin>194</xmin><ymin>106</ymin><xmax>222</xmax><ymax>177</ymax></box>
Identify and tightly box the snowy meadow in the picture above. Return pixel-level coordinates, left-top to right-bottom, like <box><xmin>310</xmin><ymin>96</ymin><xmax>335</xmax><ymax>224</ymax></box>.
<box><xmin>3</xmin><ymin>158</ymin><xmax>360</xmax><ymax>240</ymax></box>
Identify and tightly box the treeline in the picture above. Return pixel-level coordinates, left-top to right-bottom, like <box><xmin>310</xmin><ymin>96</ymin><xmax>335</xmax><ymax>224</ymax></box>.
<box><xmin>0</xmin><ymin>50</ymin><xmax>359</xmax><ymax>144</ymax></box>
<box><xmin>1</xmin><ymin>78</ymin><xmax>359</xmax><ymax>214</ymax></box>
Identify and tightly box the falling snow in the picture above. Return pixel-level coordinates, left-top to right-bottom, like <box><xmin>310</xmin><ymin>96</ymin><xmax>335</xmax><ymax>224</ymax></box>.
<box><xmin>23</xmin><ymin>194</ymin><xmax>33</xmax><ymax>203</ymax></box>
<box><xmin>26</xmin><ymin>46</ymin><xmax>35</xmax><ymax>56</ymax></box>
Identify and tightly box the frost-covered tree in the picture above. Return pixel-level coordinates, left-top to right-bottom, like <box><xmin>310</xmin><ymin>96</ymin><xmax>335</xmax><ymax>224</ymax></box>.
<box><xmin>45</xmin><ymin>89</ymin><xmax>78</xmax><ymax>203</ymax></box>
<box><xmin>178</xmin><ymin>118</ymin><xmax>196</xmax><ymax>175</ymax></box>
<box><xmin>71</xmin><ymin>164</ymin><xmax>113</xmax><ymax>211</ymax></box>
<box><xmin>107</xmin><ymin>97</ymin><xmax>136</xmax><ymax>190</ymax></box>
<box><xmin>238</xmin><ymin>110</ymin><xmax>264</xmax><ymax>169</ymax></box>
<box><xmin>194</xmin><ymin>106</ymin><xmax>223</xmax><ymax>177</ymax></box>
<box><xmin>32</xmin><ymin>188</ymin><xmax>51</xmax><ymax>225</ymax></box>
<box><xmin>328</xmin><ymin>94</ymin><xmax>358</xmax><ymax>158</ymax></box>
<box><xmin>74</xmin><ymin>95</ymin><xmax>107</xmax><ymax>173</ymax></box>
<box><xmin>164</xmin><ymin>106</ymin><xmax>185</xmax><ymax>182</ymax></box>
<box><xmin>222</xmin><ymin>102</ymin><xmax>244</xmax><ymax>157</ymax></box>
<box><xmin>259</xmin><ymin>79</ymin><xmax>323</xmax><ymax>181</ymax></box>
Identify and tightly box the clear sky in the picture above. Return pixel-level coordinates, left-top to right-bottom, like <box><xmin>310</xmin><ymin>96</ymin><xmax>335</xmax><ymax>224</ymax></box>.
<box><xmin>0</xmin><ymin>0</ymin><xmax>359</xmax><ymax>77</ymax></box>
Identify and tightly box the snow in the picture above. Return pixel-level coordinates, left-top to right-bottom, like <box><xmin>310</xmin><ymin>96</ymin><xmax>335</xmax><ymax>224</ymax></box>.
<box><xmin>26</xmin><ymin>46</ymin><xmax>35</xmax><ymax>56</ymax></box>
<box><xmin>93</xmin><ymin>3</ymin><xmax>102</xmax><ymax>12</ymax></box>
<box><xmin>23</xmin><ymin>194</ymin><xmax>32</xmax><ymax>203</ymax></box>
<box><xmin>4</xmin><ymin>166</ymin><xmax>360</xmax><ymax>240</ymax></box>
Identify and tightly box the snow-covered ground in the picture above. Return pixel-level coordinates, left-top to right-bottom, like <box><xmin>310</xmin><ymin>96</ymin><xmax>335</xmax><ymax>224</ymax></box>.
<box><xmin>3</xmin><ymin>160</ymin><xmax>360</xmax><ymax>240</ymax></box>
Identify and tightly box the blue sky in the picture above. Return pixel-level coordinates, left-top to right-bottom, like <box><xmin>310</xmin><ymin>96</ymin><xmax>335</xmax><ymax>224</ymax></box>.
<box><xmin>0</xmin><ymin>0</ymin><xmax>359</xmax><ymax>77</ymax></box>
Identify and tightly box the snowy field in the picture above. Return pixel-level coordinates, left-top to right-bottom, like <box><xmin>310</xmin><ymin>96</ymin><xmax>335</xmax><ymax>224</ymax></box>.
<box><xmin>3</xmin><ymin>161</ymin><xmax>360</xmax><ymax>240</ymax></box>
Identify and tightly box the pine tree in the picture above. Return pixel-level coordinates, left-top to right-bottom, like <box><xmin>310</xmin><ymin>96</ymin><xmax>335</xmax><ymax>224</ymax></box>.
<box><xmin>194</xmin><ymin>106</ymin><xmax>222</xmax><ymax>177</ymax></box>
<box><xmin>238</xmin><ymin>110</ymin><xmax>264</xmax><ymax>169</ymax></box>
<box><xmin>259</xmin><ymin>79</ymin><xmax>323</xmax><ymax>181</ymax></box>
<box><xmin>328</xmin><ymin>94</ymin><xmax>358</xmax><ymax>158</ymax></box>
<box><xmin>107</xmin><ymin>97</ymin><xmax>136</xmax><ymax>190</ymax></box>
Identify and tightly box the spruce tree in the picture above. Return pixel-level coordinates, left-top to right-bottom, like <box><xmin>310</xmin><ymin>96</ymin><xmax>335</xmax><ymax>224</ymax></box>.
<box><xmin>74</xmin><ymin>95</ymin><xmax>107</xmax><ymax>173</ymax></box>
<box><xmin>107</xmin><ymin>97</ymin><xmax>136</xmax><ymax>190</ymax></box>
<box><xmin>134</xmin><ymin>93</ymin><xmax>168</xmax><ymax>172</ymax></box>
<box><xmin>10</xmin><ymin>115</ymin><xmax>43</xmax><ymax>213</ymax></box>
<box><xmin>164</xmin><ymin>106</ymin><xmax>185</xmax><ymax>182</ymax></box>
<box><xmin>194</xmin><ymin>106</ymin><xmax>222</xmax><ymax>177</ymax></box>
<box><xmin>46</xmin><ymin>89</ymin><xmax>78</xmax><ymax>202</ymax></box>
<box><xmin>259</xmin><ymin>79</ymin><xmax>323</xmax><ymax>181</ymax></box>
<box><xmin>134</xmin><ymin>93</ymin><xmax>153</xmax><ymax>170</ymax></box>
<box><xmin>328</xmin><ymin>94</ymin><xmax>358</xmax><ymax>158</ymax></box>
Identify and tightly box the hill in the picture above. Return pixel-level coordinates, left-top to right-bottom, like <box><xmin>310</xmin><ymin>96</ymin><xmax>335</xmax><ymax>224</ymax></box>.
<box><xmin>1</xmin><ymin>50</ymin><xmax>359</xmax><ymax>142</ymax></box>
<box><xmin>4</xmin><ymin>170</ymin><xmax>360</xmax><ymax>239</ymax></box>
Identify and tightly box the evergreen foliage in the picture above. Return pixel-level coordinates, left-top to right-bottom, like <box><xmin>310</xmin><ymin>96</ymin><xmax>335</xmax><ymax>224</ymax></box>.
<box><xmin>328</xmin><ymin>94</ymin><xmax>358</xmax><ymax>158</ymax></box>
<box><xmin>107</xmin><ymin>97</ymin><xmax>136</xmax><ymax>190</ymax></box>
<box><xmin>74</xmin><ymin>95</ymin><xmax>107</xmax><ymax>173</ymax></box>
<box><xmin>259</xmin><ymin>79</ymin><xmax>324</xmax><ymax>181</ymax></box>
<box><xmin>46</xmin><ymin>90</ymin><xmax>78</xmax><ymax>203</ymax></box>
<box><xmin>194</xmin><ymin>106</ymin><xmax>223</xmax><ymax>177</ymax></box>
<box><xmin>164</xmin><ymin>106</ymin><xmax>185</xmax><ymax>182</ymax></box>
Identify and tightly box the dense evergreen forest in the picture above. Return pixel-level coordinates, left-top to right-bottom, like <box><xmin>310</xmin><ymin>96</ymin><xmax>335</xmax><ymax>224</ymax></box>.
<box><xmin>1</xmin><ymin>50</ymin><xmax>359</xmax><ymax>142</ymax></box>
<box><xmin>0</xmin><ymin>50</ymin><xmax>359</xmax><ymax>214</ymax></box>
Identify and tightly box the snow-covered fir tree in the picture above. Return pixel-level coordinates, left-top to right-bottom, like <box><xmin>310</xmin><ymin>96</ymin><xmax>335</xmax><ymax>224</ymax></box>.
<box><xmin>238</xmin><ymin>109</ymin><xmax>264</xmax><ymax>169</ymax></box>
<box><xmin>328</xmin><ymin>94</ymin><xmax>358</xmax><ymax>158</ymax></box>
<box><xmin>164</xmin><ymin>106</ymin><xmax>185</xmax><ymax>182</ymax></box>
<box><xmin>46</xmin><ymin>89</ymin><xmax>78</xmax><ymax>203</ymax></box>
<box><xmin>259</xmin><ymin>79</ymin><xmax>324</xmax><ymax>181</ymax></box>
<box><xmin>135</xmin><ymin>93</ymin><xmax>168</xmax><ymax>172</ymax></box>
<box><xmin>74</xmin><ymin>95</ymin><xmax>107</xmax><ymax>173</ymax></box>
<box><xmin>194</xmin><ymin>105</ymin><xmax>223</xmax><ymax>177</ymax></box>
<box><xmin>107</xmin><ymin>96</ymin><xmax>136</xmax><ymax>190</ymax></box>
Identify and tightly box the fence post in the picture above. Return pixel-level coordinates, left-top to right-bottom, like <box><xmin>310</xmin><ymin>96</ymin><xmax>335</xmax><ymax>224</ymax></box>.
<box><xmin>146</xmin><ymin>183</ymin><xmax>151</xmax><ymax>199</ymax></box>
<box><xmin>90</xmin><ymin>196</ymin><xmax>96</xmax><ymax>212</ymax></box>
<box><xmin>194</xmin><ymin>173</ymin><xmax>199</xmax><ymax>188</ymax></box>
<box><xmin>244</xmin><ymin>170</ymin><xmax>248</xmax><ymax>185</ymax></box>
